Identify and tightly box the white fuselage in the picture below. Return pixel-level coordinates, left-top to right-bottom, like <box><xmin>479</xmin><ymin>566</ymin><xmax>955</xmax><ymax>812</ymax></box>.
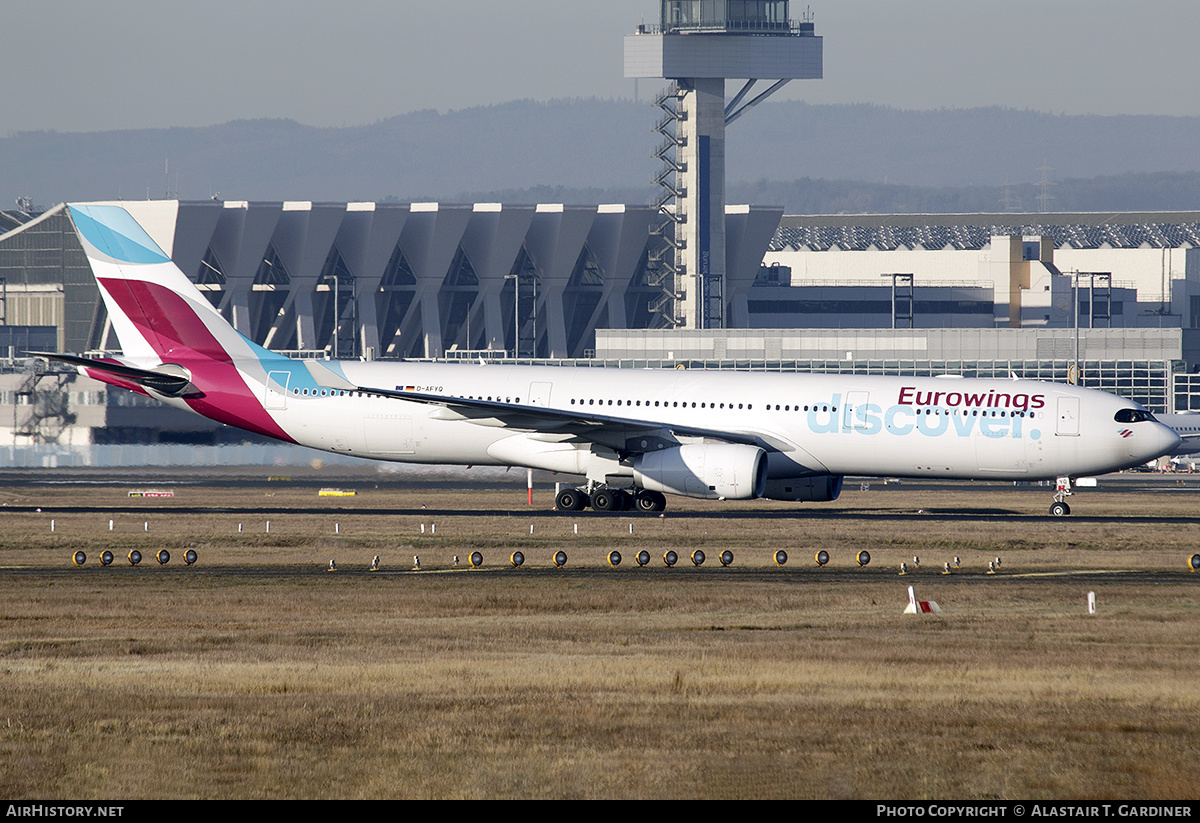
<box><xmin>156</xmin><ymin>361</ymin><xmax>1179</xmax><ymax>484</ymax></box>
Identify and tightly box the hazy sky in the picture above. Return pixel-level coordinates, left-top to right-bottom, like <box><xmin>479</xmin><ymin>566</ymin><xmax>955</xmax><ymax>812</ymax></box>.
<box><xmin>4</xmin><ymin>0</ymin><xmax>1200</xmax><ymax>133</ymax></box>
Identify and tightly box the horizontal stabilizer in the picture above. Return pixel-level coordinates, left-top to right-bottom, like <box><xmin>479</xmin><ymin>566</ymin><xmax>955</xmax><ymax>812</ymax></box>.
<box><xmin>31</xmin><ymin>352</ymin><xmax>200</xmax><ymax>398</ymax></box>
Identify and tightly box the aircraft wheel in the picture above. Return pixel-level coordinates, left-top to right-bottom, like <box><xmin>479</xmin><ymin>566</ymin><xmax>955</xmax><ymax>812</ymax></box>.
<box><xmin>1049</xmin><ymin>501</ymin><xmax>1070</xmax><ymax>517</ymax></box>
<box><xmin>635</xmin><ymin>491</ymin><xmax>666</xmax><ymax>512</ymax></box>
<box><xmin>556</xmin><ymin>488</ymin><xmax>587</xmax><ymax>511</ymax></box>
<box><xmin>591</xmin><ymin>489</ymin><xmax>617</xmax><ymax>512</ymax></box>
<box><xmin>613</xmin><ymin>490</ymin><xmax>633</xmax><ymax>511</ymax></box>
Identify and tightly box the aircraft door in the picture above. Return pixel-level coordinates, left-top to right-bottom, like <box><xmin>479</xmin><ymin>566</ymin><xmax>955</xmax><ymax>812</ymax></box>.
<box><xmin>264</xmin><ymin>371</ymin><xmax>291</xmax><ymax>411</ymax></box>
<box><xmin>1056</xmin><ymin>397</ymin><xmax>1080</xmax><ymax>436</ymax></box>
<box><xmin>843</xmin><ymin>391</ymin><xmax>870</xmax><ymax>431</ymax></box>
<box><xmin>528</xmin><ymin>382</ymin><xmax>553</xmax><ymax>407</ymax></box>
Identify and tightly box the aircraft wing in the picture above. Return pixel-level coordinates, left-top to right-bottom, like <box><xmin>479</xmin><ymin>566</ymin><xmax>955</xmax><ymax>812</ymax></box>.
<box><xmin>358</xmin><ymin>386</ymin><xmax>797</xmax><ymax>456</ymax></box>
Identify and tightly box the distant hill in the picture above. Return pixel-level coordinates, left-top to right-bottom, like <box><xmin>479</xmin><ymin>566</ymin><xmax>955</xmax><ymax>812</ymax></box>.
<box><xmin>4</xmin><ymin>99</ymin><xmax>1200</xmax><ymax>214</ymax></box>
<box><xmin>1</xmin><ymin>100</ymin><xmax>657</xmax><ymax>207</ymax></box>
<box><xmin>724</xmin><ymin>104</ymin><xmax>1200</xmax><ymax>188</ymax></box>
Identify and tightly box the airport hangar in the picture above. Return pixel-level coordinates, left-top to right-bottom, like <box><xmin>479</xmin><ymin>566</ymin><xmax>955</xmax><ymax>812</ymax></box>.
<box><xmin>4</xmin><ymin>200</ymin><xmax>1200</xmax><ymax>460</ymax></box>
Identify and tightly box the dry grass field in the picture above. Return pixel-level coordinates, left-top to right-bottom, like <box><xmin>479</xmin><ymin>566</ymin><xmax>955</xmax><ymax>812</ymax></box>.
<box><xmin>1</xmin><ymin>471</ymin><xmax>1199</xmax><ymax>800</ymax></box>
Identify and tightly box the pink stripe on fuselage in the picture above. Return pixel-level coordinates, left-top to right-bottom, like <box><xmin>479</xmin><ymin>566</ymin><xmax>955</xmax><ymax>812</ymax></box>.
<box><xmin>98</xmin><ymin>277</ymin><xmax>295</xmax><ymax>443</ymax></box>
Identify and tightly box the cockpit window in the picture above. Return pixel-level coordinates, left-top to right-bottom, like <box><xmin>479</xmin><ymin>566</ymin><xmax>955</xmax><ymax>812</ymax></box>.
<box><xmin>1114</xmin><ymin>408</ymin><xmax>1155</xmax><ymax>424</ymax></box>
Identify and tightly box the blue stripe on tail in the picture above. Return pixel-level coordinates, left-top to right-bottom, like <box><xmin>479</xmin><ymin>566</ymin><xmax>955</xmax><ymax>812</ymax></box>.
<box><xmin>69</xmin><ymin>205</ymin><xmax>172</xmax><ymax>265</ymax></box>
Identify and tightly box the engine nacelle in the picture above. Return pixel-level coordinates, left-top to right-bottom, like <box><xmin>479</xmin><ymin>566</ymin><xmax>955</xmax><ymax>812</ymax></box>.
<box><xmin>486</xmin><ymin>434</ymin><xmax>591</xmax><ymax>475</ymax></box>
<box><xmin>633</xmin><ymin>444</ymin><xmax>767</xmax><ymax>500</ymax></box>
<box><xmin>762</xmin><ymin>474</ymin><xmax>844</xmax><ymax>502</ymax></box>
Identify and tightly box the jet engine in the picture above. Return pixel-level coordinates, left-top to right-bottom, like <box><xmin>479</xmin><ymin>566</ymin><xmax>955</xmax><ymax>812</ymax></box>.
<box><xmin>762</xmin><ymin>474</ymin><xmax>843</xmax><ymax>502</ymax></box>
<box><xmin>633</xmin><ymin>443</ymin><xmax>767</xmax><ymax>500</ymax></box>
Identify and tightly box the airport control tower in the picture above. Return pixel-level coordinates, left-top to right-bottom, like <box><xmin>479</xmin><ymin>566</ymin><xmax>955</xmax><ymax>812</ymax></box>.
<box><xmin>626</xmin><ymin>1</ymin><xmax>822</xmax><ymax>329</ymax></box>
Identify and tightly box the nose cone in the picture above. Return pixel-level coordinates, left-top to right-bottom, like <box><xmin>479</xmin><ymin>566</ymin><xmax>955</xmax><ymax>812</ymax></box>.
<box><xmin>1138</xmin><ymin>422</ymin><xmax>1182</xmax><ymax>463</ymax></box>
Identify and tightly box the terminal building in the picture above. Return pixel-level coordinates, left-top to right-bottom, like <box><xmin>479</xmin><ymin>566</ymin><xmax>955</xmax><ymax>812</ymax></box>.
<box><xmin>4</xmin><ymin>201</ymin><xmax>1200</xmax><ymax>466</ymax></box>
<box><xmin>761</xmin><ymin>212</ymin><xmax>1200</xmax><ymax>331</ymax></box>
<box><xmin>0</xmin><ymin>199</ymin><xmax>785</xmax><ymax>360</ymax></box>
<box><xmin>0</xmin><ymin>198</ymin><xmax>786</xmax><ymax>463</ymax></box>
<box><xmin>3</xmin><ymin>201</ymin><xmax>1200</xmax><ymax>462</ymax></box>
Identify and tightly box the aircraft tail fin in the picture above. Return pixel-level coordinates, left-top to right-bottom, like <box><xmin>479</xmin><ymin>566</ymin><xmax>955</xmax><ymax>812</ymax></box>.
<box><xmin>67</xmin><ymin>203</ymin><xmax>254</xmax><ymax>366</ymax></box>
<box><xmin>66</xmin><ymin>203</ymin><xmax>297</xmax><ymax>442</ymax></box>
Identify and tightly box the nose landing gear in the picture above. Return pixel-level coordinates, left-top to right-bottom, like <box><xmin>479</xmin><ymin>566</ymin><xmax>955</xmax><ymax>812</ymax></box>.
<box><xmin>1049</xmin><ymin>476</ymin><xmax>1072</xmax><ymax>516</ymax></box>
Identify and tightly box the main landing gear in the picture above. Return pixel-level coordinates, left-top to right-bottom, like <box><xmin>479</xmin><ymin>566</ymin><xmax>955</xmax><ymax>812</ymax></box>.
<box><xmin>555</xmin><ymin>486</ymin><xmax>667</xmax><ymax>513</ymax></box>
<box><xmin>1049</xmin><ymin>476</ymin><xmax>1072</xmax><ymax>517</ymax></box>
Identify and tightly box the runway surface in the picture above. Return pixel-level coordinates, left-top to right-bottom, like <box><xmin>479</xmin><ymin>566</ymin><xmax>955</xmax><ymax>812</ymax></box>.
<box><xmin>5</xmin><ymin>470</ymin><xmax>1200</xmax><ymax>585</ymax></box>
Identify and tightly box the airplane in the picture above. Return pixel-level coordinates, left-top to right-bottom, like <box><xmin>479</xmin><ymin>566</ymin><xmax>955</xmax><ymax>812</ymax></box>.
<box><xmin>37</xmin><ymin>203</ymin><xmax>1181</xmax><ymax>517</ymax></box>
<box><xmin>1147</xmin><ymin>412</ymin><xmax>1200</xmax><ymax>456</ymax></box>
